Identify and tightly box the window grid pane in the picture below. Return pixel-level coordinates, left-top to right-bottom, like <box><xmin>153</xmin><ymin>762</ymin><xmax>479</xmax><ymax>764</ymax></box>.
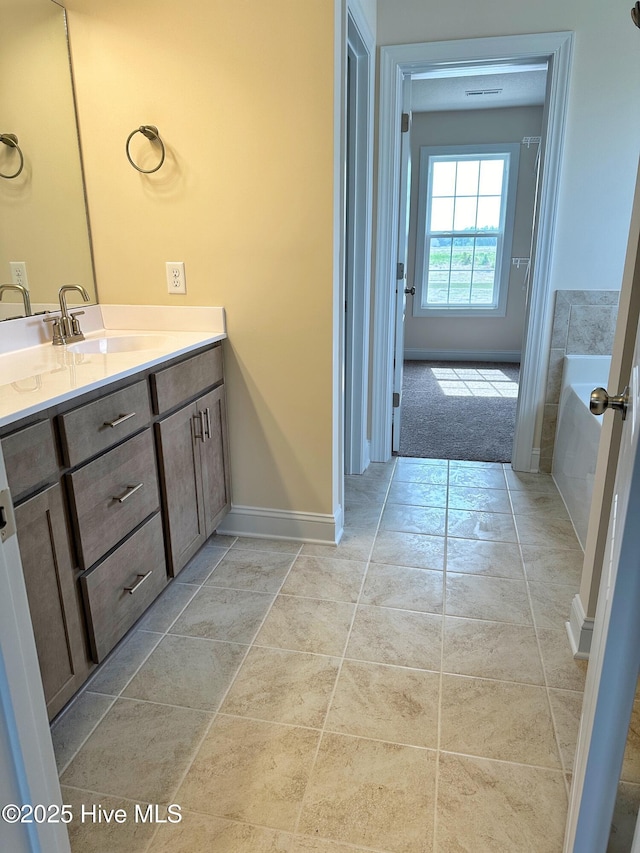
<box><xmin>425</xmin><ymin>155</ymin><xmax>506</xmax><ymax>308</ymax></box>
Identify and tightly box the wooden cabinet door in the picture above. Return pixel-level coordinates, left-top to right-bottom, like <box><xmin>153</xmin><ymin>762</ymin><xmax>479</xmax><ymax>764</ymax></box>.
<box><xmin>15</xmin><ymin>484</ymin><xmax>91</xmax><ymax>720</ymax></box>
<box><xmin>197</xmin><ymin>386</ymin><xmax>231</xmax><ymax>535</ymax></box>
<box><xmin>155</xmin><ymin>402</ymin><xmax>206</xmax><ymax>576</ymax></box>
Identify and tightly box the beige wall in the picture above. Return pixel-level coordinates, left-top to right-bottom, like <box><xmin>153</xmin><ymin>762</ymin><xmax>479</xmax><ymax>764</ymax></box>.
<box><xmin>64</xmin><ymin>0</ymin><xmax>337</xmax><ymax>516</ymax></box>
<box><xmin>378</xmin><ymin>0</ymin><xmax>640</xmax><ymax>298</ymax></box>
<box><xmin>405</xmin><ymin>106</ymin><xmax>543</xmax><ymax>357</ymax></box>
<box><xmin>0</xmin><ymin>0</ymin><xmax>94</xmax><ymax>311</ymax></box>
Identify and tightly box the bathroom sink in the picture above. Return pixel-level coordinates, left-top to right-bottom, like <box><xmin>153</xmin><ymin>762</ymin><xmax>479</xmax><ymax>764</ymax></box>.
<box><xmin>67</xmin><ymin>334</ymin><xmax>174</xmax><ymax>354</ymax></box>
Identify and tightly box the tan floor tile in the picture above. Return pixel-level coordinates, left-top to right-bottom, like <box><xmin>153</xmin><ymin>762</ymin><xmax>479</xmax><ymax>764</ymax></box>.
<box><xmin>122</xmin><ymin>634</ymin><xmax>246</xmax><ymax>711</ymax></box>
<box><xmin>60</xmin><ymin>698</ymin><xmax>212</xmax><ymax>803</ymax></box>
<box><xmin>371</xmin><ymin>530</ymin><xmax>445</xmax><ymax>570</ymax></box>
<box><xmin>449</xmin><ymin>460</ymin><xmax>504</xmax><ymax>469</ymax></box>
<box><xmin>288</xmin><ymin>838</ymin><xmax>370</xmax><ymax>853</ymax></box>
<box><xmin>529</xmin><ymin>581</ymin><xmax>576</xmax><ymax>630</ymax></box>
<box><xmin>52</xmin><ymin>692</ymin><xmax>115</xmax><ymax>773</ymax></box>
<box><xmin>436</xmin><ymin>753</ymin><xmax>567</xmax><ymax>852</ymax></box>
<box><xmin>347</xmin><ymin>605</ymin><xmax>442</xmax><ymax>670</ymax></box>
<box><xmin>87</xmin><ymin>630</ymin><xmax>162</xmax><ymax>696</ymax></box>
<box><xmin>548</xmin><ymin>688</ymin><xmax>583</xmax><ymax>773</ymax></box>
<box><xmin>509</xmin><ymin>490</ymin><xmax>570</xmax><ymax>518</ymax></box>
<box><xmin>440</xmin><ymin>675</ymin><xmax>561</xmax><ymax>768</ymax></box>
<box><xmin>446</xmin><ymin>538</ymin><xmax>524</xmax><ymax>579</ymax></box>
<box><xmin>344</xmin><ymin>500</ymin><xmax>383</xmax><ymax>529</ymax></box>
<box><xmin>380</xmin><ymin>503</ymin><xmax>446</xmax><ymax>535</ymax></box>
<box><xmin>448</xmin><ymin>468</ymin><xmax>507</xmax><ymax>490</ymax></box>
<box><xmin>504</xmin><ymin>470</ymin><xmax>559</xmax><ymax>494</ymax></box>
<box><xmin>170</xmin><ymin>587</ymin><xmax>274</xmax><ymax>643</ymax></box>
<box><xmin>255</xmin><ymin>595</ymin><xmax>355</xmax><ymax>656</ymax></box>
<box><xmin>178</xmin><ymin>543</ymin><xmax>228</xmax><ymax>584</ymax></box>
<box><xmin>442</xmin><ymin>617</ymin><xmax>544</xmax><ymax>684</ymax></box>
<box><xmin>515</xmin><ymin>515</ymin><xmax>581</xmax><ymax>550</ymax></box>
<box><xmin>447</xmin><ymin>509</ymin><xmax>517</xmax><ymax>543</ymax></box>
<box><xmin>325</xmin><ymin>660</ymin><xmax>439</xmax><ymax>747</ymax></box>
<box><xmin>137</xmin><ymin>582</ymin><xmax>199</xmax><ymax>633</ymax></box>
<box><xmin>152</xmin><ymin>813</ymin><xmax>291</xmax><ymax>852</ymax></box>
<box><xmin>448</xmin><ymin>486</ymin><xmax>512</xmax><ymax>514</ymax></box>
<box><xmin>386</xmin><ymin>480</ymin><xmax>448</xmax><ymax>508</ymax></box>
<box><xmin>445</xmin><ymin>573</ymin><xmax>532</xmax><ymax>624</ymax></box>
<box><xmin>61</xmin><ymin>786</ymin><xmax>156</xmax><ymax>853</ymax></box>
<box><xmin>232</xmin><ymin>537</ymin><xmax>302</xmax><ymax>554</ymax></box>
<box><xmin>206</xmin><ymin>549</ymin><xmax>294</xmax><ymax>592</ymax></box>
<box><xmin>360</xmin><ymin>563</ymin><xmax>443</xmax><ymax>614</ymax></box>
<box><xmin>345</xmin><ymin>477</ymin><xmax>389</xmax><ymax>504</ymax></box>
<box><xmin>281</xmin><ymin>555</ymin><xmax>367</xmax><ymax>602</ymax></box>
<box><xmin>177</xmin><ymin>716</ymin><xmax>319</xmax><ymax>830</ymax></box>
<box><xmin>521</xmin><ymin>545</ymin><xmax>584</xmax><ymax>586</ymax></box>
<box><xmin>392</xmin><ymin>462</ymin><xmax>448</xmax><ymax>485</ymax></box>
<box><xmin>537</xmin><ymin>628</ymin><xmax>588</xmax><ymax>691</ymax></box>
<box><xmin>298</xmin><ymin>733</ymin><xmax>436</xmax><ymax>853</ymax></box>
<box><xmin>221</xmin><ymin>646</ymin><xmax>340</xmax><ymax>727</ymax></box>
<box><xmin>301</xmin><ymin>528</ymin><xmax>375</xmax><ymax>562</ymax></box>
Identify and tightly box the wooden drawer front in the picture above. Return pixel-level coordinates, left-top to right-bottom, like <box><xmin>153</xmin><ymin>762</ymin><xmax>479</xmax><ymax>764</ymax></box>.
<box><xmin>67</xmin><ymin>429</ymin><xmax>160</xmax><ymax>569</ymax></box>
<box><xmin>81</xmin><ymin>513</ymin><xmax>167</xmax><ymax>662</ymax></box>
<box><xmin>2</xmin><ymin>420</ymin><xmax>58</xmax><ymax>502</ymax></box>
<box><xmin>151</xmin><ymin>346</ymin><xmax>223</xmax><ymax>414</ymax></box>
<box><xmin>59</xmin><ymin>380</ymin><xmax>151</xmax><ymax>468</ymax></box>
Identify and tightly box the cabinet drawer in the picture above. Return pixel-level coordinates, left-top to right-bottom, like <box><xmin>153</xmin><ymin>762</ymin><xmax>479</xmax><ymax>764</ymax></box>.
<box><xmin>151</xmin><ymin>346</ymin><xmax>223</xmax><ymax>414</ymax></box>
<box><xmin>67</xmin><ymin>429</ymin><xmax>160</xmax><ymax>568</ymax></box>
<box><xmin>81</xmin><ymin>513</ymin><xmax>167</xmax><ymax>662</ymax></box>
<box><xmin>58</xmin><ymin>380</ymin><xmax>151</xmax><ymax>467</ymax></box>
<box><xmin>2</xmin><ymin>420</ymin><xmax>58</xmax><ymax>502</ymax></box>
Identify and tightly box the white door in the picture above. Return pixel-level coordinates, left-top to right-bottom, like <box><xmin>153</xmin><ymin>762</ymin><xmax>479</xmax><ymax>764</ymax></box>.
<box><xmin>564</xmin><ymin>317</ymin><xmax>640</xmax><ymax>850</ymax></box>
<box><xmin>391</xmin><ymin>76</ymin><xmax>412</xmax><ymax>453</ymax></box>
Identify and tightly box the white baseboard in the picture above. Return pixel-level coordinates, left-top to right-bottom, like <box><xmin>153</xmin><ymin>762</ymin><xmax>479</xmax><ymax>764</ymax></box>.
<box><xmin>566</xmin><ymin>593</ymin><xmax>594</xmax><ymax>660</ymax></box>
<box><xmin>218</xmin><ymin>504</ymin><xmax>343</xmax><ymax>545</ymax></box>
<box><xmin>404</xmin><ymin>348</ymin><xmax>522</xmax><ymax>363</ymax></box>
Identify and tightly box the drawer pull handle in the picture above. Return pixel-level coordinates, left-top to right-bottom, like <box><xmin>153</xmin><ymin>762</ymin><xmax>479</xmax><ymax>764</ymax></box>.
<box><xmin>123</xmin><ymin>570</ymin><xmax>153</xmax><ymax>594</ymax></box>
<box><xmin>113</xmin><ymin>482</ymin><xmax>144</xmax><ymax>503</ymax></box>
<box><xmin>205</xmin><ymin>407</ymin><xmax>212</xmax><ymax>440</ymax></box>
<box><xmin>104</xmin><ymin>412</ymin><xmax>136</xmax><ymax>428</ymax></box>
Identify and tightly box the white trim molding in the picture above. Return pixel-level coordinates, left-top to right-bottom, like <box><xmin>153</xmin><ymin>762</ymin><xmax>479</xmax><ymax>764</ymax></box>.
<box><xmin>371</xmin><ymin>32</ymin><xmax>574</xmax><ymax>468</ymax></box>
<box><xmin>567</xmin><ymin>592</ymin><xmax>594</xmax><ymax>660</ymax></box>
<box><xmin>218</xmin><ymin>504</ymin><xmax>344</xmax><ymax>545</ymax></box>
<box><xmin>404</xmin><ymin>348</ymin><xmax>521</xmax><ymax>362</ymax></box>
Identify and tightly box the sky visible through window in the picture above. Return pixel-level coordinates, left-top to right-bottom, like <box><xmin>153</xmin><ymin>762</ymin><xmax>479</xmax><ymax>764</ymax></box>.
<box><xmin>431</xmin><ymin>367</ymin><xmax>518</xmax><ymax>398</ymax></box>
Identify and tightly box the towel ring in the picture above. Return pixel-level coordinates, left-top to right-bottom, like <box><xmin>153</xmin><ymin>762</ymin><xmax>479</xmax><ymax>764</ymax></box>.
<box><xmin>126</xmin><ymin>125</ymin><xmax>165</xmax><ymax>174</ymax></box>
<box><xmin>0</xmin><ymin>134</ymin><xmax>24</xmax><ymax>180</ymax></box>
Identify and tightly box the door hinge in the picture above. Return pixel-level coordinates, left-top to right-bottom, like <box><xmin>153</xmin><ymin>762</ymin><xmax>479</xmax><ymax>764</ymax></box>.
<box><xmin>0</xmin><ymin>488</ymin><xmax>16</xmax><ymax>542</ymax></box>
<box><xmin>401</xmin><ymin>112</ymin><xmax>410</xmax><ymax>133</ymax></box>
<box><xmin>396</xmin><ymin>262</ymin><xmax>405</xmax><ymax>281</ymax></box>
<box><xmin>393</xmin><ymin>392</ymin><xmax>401</xmax><ymax>408</ymax></box>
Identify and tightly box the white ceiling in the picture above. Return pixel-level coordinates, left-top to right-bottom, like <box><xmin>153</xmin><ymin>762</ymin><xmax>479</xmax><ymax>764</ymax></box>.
<box><xmin>411</xmin><ymin>69</ymin><xmax>548</xmax><ymax>113</ymax></box>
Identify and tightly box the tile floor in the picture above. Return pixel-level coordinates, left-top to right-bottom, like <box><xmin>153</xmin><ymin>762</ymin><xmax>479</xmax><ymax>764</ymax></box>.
<box><xmin>51</xmin><ymin>458</ymin><xmax>636</xmax><ymax>852</ymax></box>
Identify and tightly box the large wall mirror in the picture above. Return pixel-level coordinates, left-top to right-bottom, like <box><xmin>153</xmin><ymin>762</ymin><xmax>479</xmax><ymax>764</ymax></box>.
<box><xmin>0</xmin><ymin>0</ymin><xmax>97</xmax><ymax>322</ymax></box>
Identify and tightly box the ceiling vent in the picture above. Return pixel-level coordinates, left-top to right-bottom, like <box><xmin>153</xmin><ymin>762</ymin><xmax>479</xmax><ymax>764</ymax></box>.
<box><xmin>465</xmin><ymin>88</ymin><xmax>503</xmax><ymax>97</ymax></box>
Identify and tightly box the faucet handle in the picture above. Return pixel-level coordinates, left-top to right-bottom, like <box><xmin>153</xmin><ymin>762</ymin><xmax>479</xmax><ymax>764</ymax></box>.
<box><xmin>69</xmin><ymin>310</ymin><xmax>86</xmax><ymax>339</ymax></box>
<box><xmin>43</xmin><ymin>315</ymin><xmax>64</xmax><ymax>346</ymax></box>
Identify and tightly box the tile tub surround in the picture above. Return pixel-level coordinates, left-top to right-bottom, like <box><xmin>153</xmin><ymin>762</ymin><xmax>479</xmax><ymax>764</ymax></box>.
<box><xmin>541</xmin><ymin>289</ymin><xmax>619</xmax><ymax>472</ymax></box>
<box><xmin>50</xmin><ymin>457</ymin><xmax>611</xmax><ymax>853</ymax></box>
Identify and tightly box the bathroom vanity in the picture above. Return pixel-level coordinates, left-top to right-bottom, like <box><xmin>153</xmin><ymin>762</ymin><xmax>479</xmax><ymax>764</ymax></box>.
<box><xmin>0</xmin><ymin>306</ymin><xmax>230</xmax><ymax>720</ymax></box>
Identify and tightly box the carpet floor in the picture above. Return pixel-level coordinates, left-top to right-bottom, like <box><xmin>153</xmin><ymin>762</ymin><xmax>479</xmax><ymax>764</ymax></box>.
<box><xmin>398</xmin><ymin>360</ymin><xmax>520</xmax><ymax>463</ymax></box>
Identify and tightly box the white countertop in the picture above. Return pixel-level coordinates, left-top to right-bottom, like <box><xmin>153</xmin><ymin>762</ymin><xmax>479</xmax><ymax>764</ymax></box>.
<box><xmin>0</xmin><ymin>305</ymin><xmax>226</xmax><ymax>428</ymax></box>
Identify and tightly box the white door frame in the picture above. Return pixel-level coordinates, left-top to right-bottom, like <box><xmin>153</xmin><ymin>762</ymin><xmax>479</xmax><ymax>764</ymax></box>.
<box><xmin>344</xmin><ymin>0</ymin><xmax>374</xmax><ymax>475</ymax></box>
<box><xmin>370</xmin><ymin>31</ymin><xmax>573</xmax><ymax>469</ymax></box>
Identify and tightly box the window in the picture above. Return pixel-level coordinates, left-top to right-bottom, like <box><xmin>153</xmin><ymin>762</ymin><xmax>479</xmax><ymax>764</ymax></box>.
<box><xmin>413</xmin><ymin>143</ymin><xmax>520</xmax><ymax>317</ymax></box>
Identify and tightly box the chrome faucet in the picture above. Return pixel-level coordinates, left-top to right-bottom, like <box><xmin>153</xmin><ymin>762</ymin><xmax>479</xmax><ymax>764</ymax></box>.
<box><xmin>0</xmin><ymin>283</ymin><xmax>31</xmax><ymax>317</ymax></box>
<box><xmin>43</xmin><ymin>284</ymin><xmax>90</xmax><ymax>345</ymax></box>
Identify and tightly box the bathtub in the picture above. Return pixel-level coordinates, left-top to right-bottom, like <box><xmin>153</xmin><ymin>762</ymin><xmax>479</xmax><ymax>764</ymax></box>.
<box><xmin>552</xmin><ymin>355</ymin><xmax>612</xmax><ymax>549</ymax></box>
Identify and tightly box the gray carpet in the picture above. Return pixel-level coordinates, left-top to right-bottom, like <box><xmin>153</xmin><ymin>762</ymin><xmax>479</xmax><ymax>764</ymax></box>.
<box><xmin>398</xmin><ymin>360</ymin><xmax>520</xmax><ymax>463</ymax></box>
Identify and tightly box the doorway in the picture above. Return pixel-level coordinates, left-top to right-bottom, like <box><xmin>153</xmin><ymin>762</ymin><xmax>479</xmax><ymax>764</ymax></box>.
<box><xmin>371</xmin><ymin>32</ymin><xmax>573</xmax><ymax>471</ymax></box>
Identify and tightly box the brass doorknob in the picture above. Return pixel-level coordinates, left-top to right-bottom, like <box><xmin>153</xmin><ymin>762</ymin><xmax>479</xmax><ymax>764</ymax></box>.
<box><xmin>590</xmin><ymin>386</ymin><xmax>629</xmax><ymax>420</ymax></box>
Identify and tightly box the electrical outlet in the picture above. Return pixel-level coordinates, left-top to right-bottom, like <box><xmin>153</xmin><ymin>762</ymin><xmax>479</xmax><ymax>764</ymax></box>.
<box><xmin>10</xmin><ymin>262</ymin><xmax>28</xmax><ymax>290</ymax></box>
<box><xmin>166</xmin><ymin>261</ymin><xmax>186</xmax><ymax>294</ymax></box>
